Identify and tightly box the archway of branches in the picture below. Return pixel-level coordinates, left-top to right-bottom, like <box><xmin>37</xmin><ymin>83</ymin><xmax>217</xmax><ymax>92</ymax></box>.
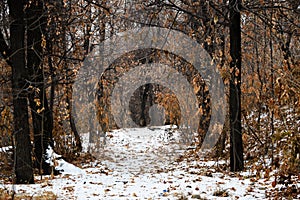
<box><xmin>96</xmin><ymin>48</ymin><xmax>212</xmax><ymax>145</ymax></box>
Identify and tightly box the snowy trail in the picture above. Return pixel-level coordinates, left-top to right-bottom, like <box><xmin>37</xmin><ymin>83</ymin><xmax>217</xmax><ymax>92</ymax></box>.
<box><xmin>95</xmin><ymin>126</ymin><xmax>188</xmax><ymax>175</ymax></box>
<box><xmin>1</xmin><ymin>126</ymin><xmax>297</xmax><ymax>199</ymax></box>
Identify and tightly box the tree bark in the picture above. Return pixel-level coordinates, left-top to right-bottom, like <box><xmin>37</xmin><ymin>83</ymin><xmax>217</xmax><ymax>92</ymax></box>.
<box><xmin>26</xmin><ymin>0</ymin><xmax>54</xmax><ymax>175</ymax></box>
<box><xmin>8</xmin><ymin>0</ymin><xmax>34</xmax><ymax>184</ymax></box>
<box><xmin>229</xmin><ymin>0</ymin><xmax>244</xmax><ymax>172</ymax></box>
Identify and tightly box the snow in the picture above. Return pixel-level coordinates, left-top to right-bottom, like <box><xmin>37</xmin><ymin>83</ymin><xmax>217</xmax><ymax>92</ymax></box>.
<box><xmin>0</xmin><ymin>146</ymin><xmax>12</xmax><ymax>153</ymax></box>
<box><xmin>1</xmin><ymin>126</ymin><xmax>299</xmax><ymax>199</ymax></box>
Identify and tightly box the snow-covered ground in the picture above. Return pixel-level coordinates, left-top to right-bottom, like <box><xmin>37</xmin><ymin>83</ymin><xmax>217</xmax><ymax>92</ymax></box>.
<box><xmin>0</xmin><ymin>126</ymin><xmax>299</xmax><ymax>199</ymax></box>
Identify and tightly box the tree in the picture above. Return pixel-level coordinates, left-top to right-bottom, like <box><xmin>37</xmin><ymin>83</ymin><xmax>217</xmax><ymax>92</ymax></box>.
<box><xmin>26</xmin><ymin>0</ymin><xmax>55</xmax><ymax>175</ymax></box>
<box><xmin>229</xmin><ymin>0</ymin><xmax>244</xmax><ymax>171</ymax></box>
<box><xmin>8</xmin><ymin>0</ymin><xmax>34</xmax><ymax>184</ymax></box>
<box><xmin>0</xmin><ymin>0</ymin><xmax>57</xmax><ymax>182</ymax></box>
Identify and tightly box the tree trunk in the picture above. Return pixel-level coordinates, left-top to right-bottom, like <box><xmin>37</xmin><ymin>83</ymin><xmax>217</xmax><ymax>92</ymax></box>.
<box><xmin>229</xmin><ymin>0</ymin><xmax>244</xmax><ymax>172</ymax></box>
<box><xmin>8</xmin><ymin>0</ymin><xmax>34</xmax><ymax>184</ymax></box>
<box><xmin>26</xmin><ymin>0</ymin><xmax>54</xmax><ymax>175</ymax></box>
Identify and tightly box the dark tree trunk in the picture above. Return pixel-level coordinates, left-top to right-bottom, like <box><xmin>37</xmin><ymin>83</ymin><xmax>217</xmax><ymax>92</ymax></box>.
<box><xmin>8</xmin><ymin>0</ymin><xmax>34</xmax><ymax>184</ymax></box>
<box><xmin>229</xmin><ymin>0</ymin><xmax>244</xmax><ymax>171</ymax></box>
<box><xmin>140</xmin><ymin>84</ymin><xmax>152</xmax><ymax>127</ymax></box>
<box><xmin>66</xmin><ymin>93</ymin><xmax>82</xmax><ymax>152</ymax></box>
<box><xmin>26</xmin><ymin>0</ymin><xmax>54</xmax><ymax>175</ymax></box>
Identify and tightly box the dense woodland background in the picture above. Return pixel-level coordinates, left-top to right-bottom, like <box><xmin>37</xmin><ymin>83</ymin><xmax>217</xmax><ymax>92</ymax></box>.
<box><xmin>0</xmin><ymin>0</ymin><xmax>299</xmax><ymax>192</ymax></box>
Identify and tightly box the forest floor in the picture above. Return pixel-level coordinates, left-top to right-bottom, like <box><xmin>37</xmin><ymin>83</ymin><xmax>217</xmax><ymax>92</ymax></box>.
<box><xmin>0</xmin><ymin>126</ymin><xmax>299</xmax><ymax>199</ymax></box>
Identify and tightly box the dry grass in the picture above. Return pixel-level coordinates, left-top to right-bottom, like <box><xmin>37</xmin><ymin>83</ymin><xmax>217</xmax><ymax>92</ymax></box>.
<box><xmin>0</xmin><ymin>188</ymin><xmax>57</xmax><ymax>200</ymax></box>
